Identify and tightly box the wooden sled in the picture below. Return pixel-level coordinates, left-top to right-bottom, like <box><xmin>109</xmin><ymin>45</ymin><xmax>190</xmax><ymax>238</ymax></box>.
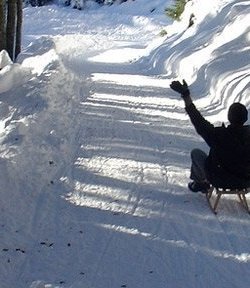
<box><xmin>205</xmin><ymin>187</ymin><xmax>250</xmax><ymax>214</ymax></box>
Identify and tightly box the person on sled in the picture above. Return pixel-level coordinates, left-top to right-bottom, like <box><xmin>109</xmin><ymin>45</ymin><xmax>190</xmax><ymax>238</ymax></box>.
<box><xmin>170</xmin><ymin>80</ymin><xmax>250</xmax><ymax>193</ymax></box>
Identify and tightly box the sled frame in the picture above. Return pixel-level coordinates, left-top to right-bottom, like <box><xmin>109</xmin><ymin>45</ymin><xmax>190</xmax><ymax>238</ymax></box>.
<box><xmin>206</xmin><ymin>187</ymin><xmax>250</xmax><ymax>214</ymax></box>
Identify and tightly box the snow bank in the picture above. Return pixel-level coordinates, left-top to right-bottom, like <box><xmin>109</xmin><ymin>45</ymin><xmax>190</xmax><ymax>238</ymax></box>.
<box><xmin>137</xmin><ymin>0</ymin><xmax>250</xmax><ymax>123</ymax></box>
<box><xmin>0</xmin><ymin>51</ymin><xmax>32</xmax><ymax>94</ymax></box>
<box><xmin>0</xmin><ymin>50</ymin><xmax>12</xmax><ymax>69</ymax></box>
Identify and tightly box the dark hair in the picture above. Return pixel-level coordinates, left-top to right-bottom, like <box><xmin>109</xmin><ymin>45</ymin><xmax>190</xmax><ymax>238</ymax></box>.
<box><xmin>228</xmin><ymin>103</ymin><xmax>248</xmax><ymax>125</ymax></box>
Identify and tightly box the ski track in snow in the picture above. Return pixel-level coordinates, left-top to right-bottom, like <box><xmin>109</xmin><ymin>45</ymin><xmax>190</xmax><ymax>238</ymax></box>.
<box><xmin>21</xmin><ymin>51</ymin><xmax>249</xmax><ymax>287</ymax></box>
<box><xmin>1</xmin><ymin>2</ymin><xmax>250</xmax><ymax>288</ymax></box>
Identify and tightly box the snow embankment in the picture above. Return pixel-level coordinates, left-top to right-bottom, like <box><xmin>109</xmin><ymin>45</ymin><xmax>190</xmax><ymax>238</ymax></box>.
<box><xmin>0</xmin><ymin>37</ymin><xmax>87</xmax><ymax>251</ymax></box>
<box><xmin>141</xmin><ymin>0</ymin><xmax>250</xmax><ymax>123</ymax></box>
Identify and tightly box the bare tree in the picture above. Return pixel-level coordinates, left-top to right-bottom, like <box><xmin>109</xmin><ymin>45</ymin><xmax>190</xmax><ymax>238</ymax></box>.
<box><xmin>6</xmin><ymin>0</ymin><xmax>17</xmax><ymax>60</ymax></box>
<box><xmin>0</xmin><ymin>0</ymin><xmax>22</xmax><ymax>61</ymax></box>
<box><xmin>0</xmin><ymin>0</ymin><xmax>6</xmax><ymax>52</ymax></box>
<box><xmin>15</xmin><ymin>0</ymin><xmax>22</xmax><ymax>59</ymax></box>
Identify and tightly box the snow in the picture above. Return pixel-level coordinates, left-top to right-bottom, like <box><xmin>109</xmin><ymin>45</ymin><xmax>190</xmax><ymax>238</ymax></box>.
<box><xmin>0</xmin><ymin>0</ymin><xmax>250</xmax><ymax>287</ymax></box>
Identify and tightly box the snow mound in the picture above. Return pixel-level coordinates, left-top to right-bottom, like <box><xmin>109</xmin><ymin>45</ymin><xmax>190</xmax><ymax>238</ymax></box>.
<box><xmin>0</xmin><ymin>51</ymin><xmax>32</xmax><ymax>94</ymax></box>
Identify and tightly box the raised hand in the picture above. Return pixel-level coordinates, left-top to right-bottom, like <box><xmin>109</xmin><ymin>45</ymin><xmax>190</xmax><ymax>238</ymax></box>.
<box><xmin>170</xmin><ymin>79</ymin><xmax>190</xmax><ymax>97</ymax></box>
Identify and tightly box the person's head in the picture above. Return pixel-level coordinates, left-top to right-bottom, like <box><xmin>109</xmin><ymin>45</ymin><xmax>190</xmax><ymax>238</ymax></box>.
<box><xmin>228</xmin><ymin>102</ymin><xmax>248</xmax><ymax>126</ymax></box>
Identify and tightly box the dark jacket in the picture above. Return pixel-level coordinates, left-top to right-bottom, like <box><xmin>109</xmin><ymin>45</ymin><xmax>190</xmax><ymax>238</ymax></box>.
<box><xmin>186</xmin><ymin>103</ymin><xmax>250</xmax><ymax>188</ymax></box>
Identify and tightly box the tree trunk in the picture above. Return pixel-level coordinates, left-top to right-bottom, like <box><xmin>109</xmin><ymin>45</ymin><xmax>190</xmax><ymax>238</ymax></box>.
<box><xmin>6</xmin><ymin>0</ymin><xmax>17</xmax><ymax>60</ymax></box>
<box><xmin>0</xmin><ymin>0</ymin><xmax>6</xmax><ymax>52</ymax></box>
<box><xmin>15</xmin><ymin>0</ymin><xmax>22</xmax><ymax>59</ymax></box>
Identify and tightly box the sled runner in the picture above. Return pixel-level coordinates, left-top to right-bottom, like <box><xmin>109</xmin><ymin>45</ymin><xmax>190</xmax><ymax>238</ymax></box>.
<box><xmin>205</xmin><ymin>187</ymin><xmax>250</xmax><ymax>214</ymax></box>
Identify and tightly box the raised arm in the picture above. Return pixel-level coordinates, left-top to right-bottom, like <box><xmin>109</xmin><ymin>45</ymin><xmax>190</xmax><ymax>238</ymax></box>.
<box><xmin>170</xmin><ymin>80</ymin><xmax>215</xmax><ymax>145</ymax></box>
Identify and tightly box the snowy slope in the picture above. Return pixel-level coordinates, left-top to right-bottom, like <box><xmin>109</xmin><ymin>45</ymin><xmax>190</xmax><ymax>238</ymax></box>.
<box><xmin>0</xmin><ymin>0</ymin><xmax>250</xmax><ymax>287</ymax></box>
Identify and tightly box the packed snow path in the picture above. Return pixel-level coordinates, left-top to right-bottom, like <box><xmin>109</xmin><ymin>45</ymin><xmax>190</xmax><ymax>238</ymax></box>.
<box><xmin>15</xmin><ymin>42</ymin><xmax>250</xmax><ymax>288</ymax></box>
<box><xmin>1</xmin><ymin>2</ymin><xmax>250</xmax><ymax>288</ymax></box>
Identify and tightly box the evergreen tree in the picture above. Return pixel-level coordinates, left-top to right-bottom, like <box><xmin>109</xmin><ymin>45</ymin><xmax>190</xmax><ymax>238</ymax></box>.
<box><xmin>165</xmin><ymin>0</ymin><xmax>187</xmax><ymax>21</ymax></box>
